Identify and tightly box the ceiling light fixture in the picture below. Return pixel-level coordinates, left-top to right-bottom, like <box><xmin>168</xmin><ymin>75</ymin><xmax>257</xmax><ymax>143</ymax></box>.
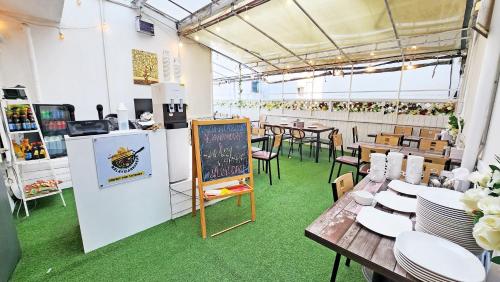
<box><xmin>410</xmin><ymin>45</ymin><xmax>417</xmax><ymax>50</ymax></box>
<box><xmin>215</xmin><ymin>26</ymin><xmax>221</xmax><ymax>32</ymax></box>
<box><xmin>58</xmin><ymin>29</ymin><xmax>64</xmax><ymax>40</ymax></box>
<box><xmin>365</xmin><ymin>66</ymin><xmax>375</xmax><ymax>72</ymax></box>
<box><xmin>194</xmin><ymin>35</ymin><xmax>200</xmax><ymax>41</ymax></box>
<box><xmin>370</xmin><ymin>52</ymin><xmax>375</xmax><ymax>56</ymax></box>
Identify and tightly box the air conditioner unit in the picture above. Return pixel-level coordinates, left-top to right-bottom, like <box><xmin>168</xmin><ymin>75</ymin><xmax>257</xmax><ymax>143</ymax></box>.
<box><xmin>136</xmin><ymin>16</ymin><xmax>154</xmax><ymax>36</ymax></box>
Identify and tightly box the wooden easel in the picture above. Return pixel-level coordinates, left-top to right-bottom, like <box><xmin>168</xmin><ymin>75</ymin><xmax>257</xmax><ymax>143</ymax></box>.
<box><xmin>191</xmin><ymin>118</ymin><xmax>256</xmax><ymax>239</ymax></box>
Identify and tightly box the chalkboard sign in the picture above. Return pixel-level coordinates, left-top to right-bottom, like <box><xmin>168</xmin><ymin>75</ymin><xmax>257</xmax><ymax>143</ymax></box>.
<box><xmin>197</xmin><ymin>122</ymin><xmax>249</xmax><ymax>182</ymax></box>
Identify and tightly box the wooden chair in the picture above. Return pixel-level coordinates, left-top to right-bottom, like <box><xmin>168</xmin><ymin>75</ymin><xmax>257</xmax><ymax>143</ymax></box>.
<box><xmin>328</xmin><ymin>134</ymin><xmax>358</xmax><ymax>183</ymax></box>
<box><xmin>422</xmin><ymin>162</ymin><xmax>445</xmax><ymax>184</ymax></box>
<box><xmin>330</xmin><ymin>172</ymin><xmax>353</xmax><ymax>280</ymax></box>
<box><xmin>347</xmin><ymin>126</ymin><xmax>359</xmax><ymax>156</ymax></box>
<box><xmin>375</xmin><ymin>134</ymin><xmax>400</xmax><ymax>146</ymax></box>
<box><xmin>394</xmin><ymin>126</ymin><xmax>413</xmax><ymax>136</ymax></box>
<box><xmin>288</xmin><ymin>128</ymin><xmax>314</xmax><ymax>161</ymax></box>
<box><xmin>258</xmin><ymin>114</ymin><xmax>267</xmax><ymax>129</ymax></box>
<box><xmin>419</xmin><ymin>128</ymin><xmax>441</xmax><ymax>139</ymax></box>
<box><xmin>319</xmin><ymin>128</ymin><xmax>338</xmax><ymax>157</ymax></box>
<box><xmin>251</xmin><ymin>128</ymin><xmax>266</xmax><ymax>153</ymax></box>
<box><xmin>419</xmin><ymin>139</ymin><xmax>448</xmax><ymax>154</ymax></box>
<box><xmin>252</xmin><ymin>134</ymin><xmax>282</xmax><ymax>185</ymax></box>
<box><xmin>356</xmin><ymin>146</ymin><xmax>390</xmax><ymax>181</ymax></box>
<box><xmin>271</xmin><ymin>126</ymin><xmax>291</xmax><ymax>154</ymax></box>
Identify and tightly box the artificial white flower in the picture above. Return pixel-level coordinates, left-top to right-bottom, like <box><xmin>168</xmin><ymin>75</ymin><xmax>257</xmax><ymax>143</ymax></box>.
<box><xmin>469</xmin><ymin>171</ymin><xmax>492</xmax><ymax>188</ymax></box>
<box><xmin>461</xmin><ymin>187</ymin><xmax>490</xmax><ymax>213</ymax></box>
<box><xmin>477</xmin><ymin>196</ymin><xmax>500</xmax><ymax>215</ymax></box>
<box><xmin>472</xmin><ymin>215</ymin><xmax>500</xmax><ymax>251</ymax></box>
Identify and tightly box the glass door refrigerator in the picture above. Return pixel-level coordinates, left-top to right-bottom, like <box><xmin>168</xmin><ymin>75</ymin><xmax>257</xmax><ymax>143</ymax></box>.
<box><xmin>33</xmin><ymin>104</ymin><xmax>75</xmax><ymax>158</ymax></box>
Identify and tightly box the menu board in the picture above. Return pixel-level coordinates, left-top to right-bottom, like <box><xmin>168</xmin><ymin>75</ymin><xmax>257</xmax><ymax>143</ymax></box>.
<box><xmin>197</xmin><ymin>122</ymin><xmax>249</xmax><ymax>182</ymax></box>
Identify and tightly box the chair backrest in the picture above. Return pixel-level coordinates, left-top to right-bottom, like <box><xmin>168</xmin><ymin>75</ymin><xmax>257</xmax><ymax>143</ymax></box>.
<box><xmin>271</xmin><ymin>126</ymin><xmax>285</xmax><ymax>135</ymax></box>
<box><xmin>419</xmin><ymin>128</ymin><xmax>441</xmax><ymax>139</ymax></box>
<box><xmin>359</xmin><ymin>145</ymin><xmax>389</xmax><ymax>163</ymax></box>
<box><xmin>375</xmin><ymin>134</ymin><xmax>400</xmax><ymax>146</ymax></box>
<box><xmin>352</xmin><ymin>126</ymin><xmax>359</xmax><ymax>143</ymax></box>
<box><xmin>423</xmin><ymin>154</ymin><xmax>449</xmax><ymax>165</ymax></box>
<box><xmin>331</xmin><ymin>172</ymin><xmax>354</xmax><ymax>202</ymax></box>
<box><xmin>290</xmin><ymin>128</ymin><xmax>305</xmax><ymax>139</ymax></box>
<box><xmin>270</xmin><ymin>134</ymin><xmax>283</xmax><ymax>154</ymax></box>
<box><xmin>258</xmin><ymin>115</ymin><xmax>267</xmax><ymax>128</ymax></box>
<box><xmin>422</xmin><ymin>162</ymin><xmax>445</xmax><ymax>184</ymax></box>
<box><xmin>332</xmin><ymin>133</ymin><xmax>343</xmax><ymax>148</ymax></box>
<box><xmin>333</xmin><ymin>128</ymin><xmax>339</xmax><ymax>135</ymax></box>
<box><xmin>394</xmin><ymin>126</ymin><xmax>413</xmax><ymax>136</ymax></box>
<box><xmin>419</xmin><ymin>138</ymin><xmax>448</xmax><ymax>153</ymax></box>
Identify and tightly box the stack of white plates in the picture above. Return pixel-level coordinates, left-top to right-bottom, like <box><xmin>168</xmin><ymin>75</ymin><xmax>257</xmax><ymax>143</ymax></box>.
<box><xmin>416</xmin><ymin>189</ymin><xmax>483</xmax><ymax>254</ymax></box>
<box><xmin>394</xmin><ymin>231</ymin><xmax>485</xmax><ymax>282</ymax></box>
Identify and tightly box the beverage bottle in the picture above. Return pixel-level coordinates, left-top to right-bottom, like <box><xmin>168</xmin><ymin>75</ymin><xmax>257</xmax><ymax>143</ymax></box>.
<box><xmin>7</xmin><ymin>110</ymin><xmax>15</xmax><ymax>132</ymax></box>
<box><xmin>32</xmin><ymin>144</ymin><xmax>39</xmax><ymax>159</ymax></box>
<box><xmin>24</xmin><ymin>147</ymin><xmax>32</xmax><ymax>160</ymax></box>
<box><xmin>39</xmin><ymin>144</ymin><xmax>46</xmax><ymax>159</ymax></box>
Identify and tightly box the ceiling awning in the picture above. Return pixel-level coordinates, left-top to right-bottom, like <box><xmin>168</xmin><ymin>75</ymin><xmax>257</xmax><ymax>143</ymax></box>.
<box><xmin>178</xmin><ymin>0</ymin><xmax>473</xmax><ymax>75</ymax></box>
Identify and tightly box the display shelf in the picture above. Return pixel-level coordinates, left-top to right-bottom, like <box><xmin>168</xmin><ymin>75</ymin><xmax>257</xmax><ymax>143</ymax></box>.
<box><xmin>42</xmin><ymin>129</ymin><xmax>67</xmax><ymax>136</ymax></box>
<box><xmin>3</xmin><ymin>99</ymin><xmax>29</xmax><ymax>106</ymax></box>
<box><xmin>9</xmin><ymin>130</ymin><xmax>39</xmax><ymax>135</ymax></box>
<box><xmin>25</xmin><ymin>190</ymin><xmax>61</xmax><ymax>201</ymax></box>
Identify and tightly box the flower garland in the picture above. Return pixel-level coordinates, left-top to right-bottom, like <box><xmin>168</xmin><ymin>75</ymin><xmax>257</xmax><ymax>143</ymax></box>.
<box><xmin>214</xmin><ymin>100</ymin><xmax>455</xmax><ymax>116</ymax></box>
<box><xmin>398</xmin><ymin>102</ymin><xmax>455</xmax><ymax>115</ymax></box>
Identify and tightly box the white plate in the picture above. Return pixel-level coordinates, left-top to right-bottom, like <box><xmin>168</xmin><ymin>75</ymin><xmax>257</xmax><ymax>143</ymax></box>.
<box><xmin>356</xmin><ymin>207</ymin><xmax>412</xmax><ymax>237</ymax></box>
<box><xmin>418</xmin><ymin>189</ymin><xmax>465</xmax><ymax>211</ymax></box>
<box><xmin>395</xmin><ymin>231</ymin><xmax>486</xmax><ymax>282</ymax></box>
<box><xmin>388</xmin><ymin>180</ymin><xmax>430</xmax><ymax>196</ymax></box>
<box><xmin>394</xmin><ymin>249</ymin><xmax>453</xmax><ymax>282</ymax></box>
<box><xmin>417</xmin><ymin>199</ymin><xmax>471</xmax><ymax>218</ymax></box>
<box><xmin>375</xmin><ymin>191</ymin><xmax>417</xmax><ymax>213</ymax></box>
<box><xmin>395</xmin><ymin>249</ymin><xmax>455</xmax><ymax>282</ymax></box>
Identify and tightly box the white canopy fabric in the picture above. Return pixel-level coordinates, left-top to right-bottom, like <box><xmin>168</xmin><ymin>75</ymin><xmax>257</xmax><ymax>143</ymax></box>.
<box><xmin>178</xmin><ymin>0</ymin><xmax>472</xmax><ymax>76</ymax></box>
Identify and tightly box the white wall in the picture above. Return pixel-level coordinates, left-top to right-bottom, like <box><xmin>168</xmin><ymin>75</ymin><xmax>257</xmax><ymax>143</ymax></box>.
<box><xmin>0</xmin><ymin>0</ymin><xmax>212</xmax><ymax>120</ymax></box>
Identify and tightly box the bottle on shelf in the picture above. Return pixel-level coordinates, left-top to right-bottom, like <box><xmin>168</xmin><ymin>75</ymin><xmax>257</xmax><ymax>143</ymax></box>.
<box><xmin>39</xmin><ymin>143</ymin><xmax>46</xmax><ymax>159</ymax></box>
<box><xmin>32</xmin><ymin>143</ymin><xmax>39</xmax><ymax>160</ymax></box>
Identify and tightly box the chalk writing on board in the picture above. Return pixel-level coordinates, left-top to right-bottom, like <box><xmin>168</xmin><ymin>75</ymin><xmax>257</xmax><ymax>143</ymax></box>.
<box><xmin>198</xmin><ymin>123</ymin><xmax>249</xmax><ymax>182</ymax></box>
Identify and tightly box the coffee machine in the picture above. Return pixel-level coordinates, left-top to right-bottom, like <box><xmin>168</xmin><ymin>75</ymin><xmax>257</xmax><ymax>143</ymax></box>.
<box><xmin>152</xmin><ymin>82</ymin><xmax>189</xmax><ymax>183</ymax></box>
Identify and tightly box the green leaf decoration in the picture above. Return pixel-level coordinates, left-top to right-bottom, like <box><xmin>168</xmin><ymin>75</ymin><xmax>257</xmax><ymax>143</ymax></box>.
<box><xmin>492</xmin><ymin>256</ymin><xmax>500</xmax><ymax>264</ymax></box>
<box><xmin>473</xmin><ymin>211</ymin><xmax>484</xmax><ymax>224</ymax></box>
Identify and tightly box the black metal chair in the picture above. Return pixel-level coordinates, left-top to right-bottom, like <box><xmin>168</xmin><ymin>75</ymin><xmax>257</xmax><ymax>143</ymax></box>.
<box><xmin>288</xmin><ymin>128</ymin><xmax>314</xmax><ymax>161</ymax></box>
<box><xmin>252</xmin><ymin>134</ymin><xmax>282</xmax><ymax>185</ymax></box>
<box><xmin>329</xmin><ymin>172</ymin><xmax>353</xmax><ymax>281</ymax></box>
<box><xmin>328</xmin><ymin>134</ymin><xmax>358</xmax><ymax>183</ymax></box>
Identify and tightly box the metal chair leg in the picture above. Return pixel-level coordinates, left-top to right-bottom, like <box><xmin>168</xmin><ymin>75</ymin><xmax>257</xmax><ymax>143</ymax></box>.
<box><xmin>330</xmin><ymin>253</ymin><xmax>342</xmax><ymax>282</ymax></box>
<box><xmin>345</xmin><ymin>258</ymin><xmax>351</xmax><ymax>267</ymax></box>
<box><xmin>337</xmin><ymin>163</ymin><xmax>343</xmax><ymax>178</ymax></box>
<box><xmin>328</xmin><ymin>159</ymin><xmax>336</xmax><ymax>183</ymax></box>
<box><xmin>276</xmin><ymin>157</ymin><xmax>281</xmax><ymax>179</ymax></box>
<box><xmin>268</xmin><ymin>160</ymin><xmax>272</xmax><ymax>185</ymax></box>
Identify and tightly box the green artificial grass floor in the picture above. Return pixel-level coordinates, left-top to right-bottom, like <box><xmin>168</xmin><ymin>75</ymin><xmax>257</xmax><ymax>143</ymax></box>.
<box><xmin>12</xmin><ymin>144</ymin><xmax>364</xmax><ymax>282</ymax></box>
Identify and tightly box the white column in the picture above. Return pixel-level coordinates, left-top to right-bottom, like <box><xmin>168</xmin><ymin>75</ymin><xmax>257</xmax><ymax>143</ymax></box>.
<box><xmin>23</xmin><ymin>24</ymin><xmax>42</xmax><ymax>102</ymax></box>
<box><xmin>462</xmin><ymin>1</ymin><xmax>500</xmax><ymax>171</ymax></box>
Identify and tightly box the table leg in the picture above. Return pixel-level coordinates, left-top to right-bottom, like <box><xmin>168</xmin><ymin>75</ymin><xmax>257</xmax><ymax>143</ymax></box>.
<box><xmin>330</xmin><ymin>253</ymin><xmax>342</xmax><ymax>282</ymax></box>
<box><xmin>315</xmin><ymin>132</ymin><xmax>320</xmax><ymax>163</ymax></box>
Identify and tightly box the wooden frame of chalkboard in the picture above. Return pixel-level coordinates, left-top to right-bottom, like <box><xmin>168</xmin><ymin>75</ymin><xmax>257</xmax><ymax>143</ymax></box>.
<box><xmin>191</xmin><ymin>118</ymin><xmax>256</xmax><ymax>239</ymax></box>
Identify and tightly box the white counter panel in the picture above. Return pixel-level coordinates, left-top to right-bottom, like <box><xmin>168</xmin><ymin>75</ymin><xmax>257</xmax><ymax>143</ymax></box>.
<box><xmin>66</xmin><ymin>130</ymin><xmax>171</xmax><ymax>253</ymax></box>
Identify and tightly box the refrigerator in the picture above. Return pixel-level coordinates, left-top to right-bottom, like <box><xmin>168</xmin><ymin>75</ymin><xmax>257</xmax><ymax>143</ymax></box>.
<box><xmin>33</xmin><ymin>104</ymin><xmax>75</xmax><ymax>158</ymax></box>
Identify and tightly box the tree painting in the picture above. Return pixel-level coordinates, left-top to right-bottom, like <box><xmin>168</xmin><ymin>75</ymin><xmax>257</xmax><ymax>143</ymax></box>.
<box><xmin>132</xmin><ymin>49</ymin><xmax>159</xmax><ymax>85</ymax></box>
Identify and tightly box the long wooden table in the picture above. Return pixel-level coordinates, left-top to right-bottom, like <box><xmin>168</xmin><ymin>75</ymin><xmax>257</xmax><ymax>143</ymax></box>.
<box><xmin>305</xmin><ymin>177</ymin><xmax>417</xmax><ymax>282</ymax></box>
<box><xmin>263</xmin><ymin>123</ymin><xmax>334</xmax><ymax>163</ymax></box>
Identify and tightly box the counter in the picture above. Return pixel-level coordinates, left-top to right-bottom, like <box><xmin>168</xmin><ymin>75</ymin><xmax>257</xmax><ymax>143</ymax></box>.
<box><xmin>66</xmin><ymin>130</ymin><xmax>171</xmax><ymax>253</ymax></box>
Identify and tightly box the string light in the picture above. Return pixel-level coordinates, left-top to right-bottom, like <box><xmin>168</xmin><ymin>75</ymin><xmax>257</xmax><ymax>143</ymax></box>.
<box><xmin>58</xmin><ymin>29</ymin><xmax>64</xmax><ymax>40</ymax></box>
<box><xmin>410</xmin><ymin>45</ymin><xmax>417</xmax><ymax>50</ymax></box>
<box><xmin>336</xmin><ymin>56</ymin><xmax>342</xmax><ymax>60</ymax></box>
<box><xmin>215</xmin><ymin>26</ymin><xmax>221</xmax><ymax>32</ymax></box>
<box><xmin>405</xmin><ymin>61</ymin><xmax>415</xmax><ymax>70</ymax></box>
<box><xmin>333</xmin><ymin>69</ymin><xmax>344</xmax><ymax>77</ymax></box>
<box><xmin>194</xmin><ymin>35</ymin><xmax>200</xmax><ymax>41</ymax></box>
<box><xmin>370</xmin><ymin>51</ymin><xmax>375</xmax><ymax>56</ymax></box>
<box><xmin>365</xmin><ymin>65</ymin><xmax>375</xmax><ymax>72</ymax></box>
<box><xmin>244</xmin><ymin>15</ymin><xmax>250</xmax><ymax>20</ymax></box>
<box><xmin>308</xmin><ymin>60</ymin><xmax>314</xmax><ymax>64</ymax></box>
<box><xmin>178</xmin><ymin>42</ymin><xmax>183</xmax><ymax>47</ymax></box>
<box><xmin>101</xmin><ymin>22</ymin><xmax>109</xmax><ymax>32</ymax></box>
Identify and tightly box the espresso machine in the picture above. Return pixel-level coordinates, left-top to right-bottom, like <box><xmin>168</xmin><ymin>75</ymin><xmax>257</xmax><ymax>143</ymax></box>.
<box><xmin>151</xmin><ymin>82</ymin><xmax>189</xmax><ymax>183</ymax></box>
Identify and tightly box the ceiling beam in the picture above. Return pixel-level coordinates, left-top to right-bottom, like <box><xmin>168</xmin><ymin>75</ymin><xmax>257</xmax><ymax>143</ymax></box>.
<box><xmin>200</xmin><ymin>28</ymin><xmax>281</xmax><ymax>70</ymax></box>
<box><xmin>383</xmin><ymin>0</ymin><xmax>404</xmax><ymax>60</ymax></box>
<box><xmin>292</xmin><ymin>0</ymin><xmax>353</xmax><ymax>64</ymax></box>
<box><xmin>234</xmin><ymin>13</ymin><xmax>314</xmax><ymax>69</ymax></box>
<box><xmin>167</xmin><ymin>1</ymin><xmax>193</xmax><ymax>15</ymax></box>
<box><xmin>179</xmin><ymin>0</ymin><xmax>270</xmax><ymax>36</ymax></box>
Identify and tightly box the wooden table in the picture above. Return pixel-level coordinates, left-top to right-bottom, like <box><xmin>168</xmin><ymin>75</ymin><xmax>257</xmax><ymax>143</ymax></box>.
<box><xmin>367</xmin><ymin>133</ymin><xmax>421</xmax><ymax>146</ymax></box>
<box><xmin>251</xmin><ymin>134</ymin><xmax>269</xmax><ymax>151</ymax></box>
<box><xmin>263</xmin><ymin>123</ymin><xmax>334</xmax><ymax>163</ymax></box>
<box><xmin>305</xmin><ymin>177</ymin><xmax>417</xmax><ymax>282</ymax></box>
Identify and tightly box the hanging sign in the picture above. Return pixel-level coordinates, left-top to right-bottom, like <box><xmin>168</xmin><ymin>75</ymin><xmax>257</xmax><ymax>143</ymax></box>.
<box><xmin>93</xmin><ymin>133</ymin><xmax>152</xmax><ymax>188</ymax></box>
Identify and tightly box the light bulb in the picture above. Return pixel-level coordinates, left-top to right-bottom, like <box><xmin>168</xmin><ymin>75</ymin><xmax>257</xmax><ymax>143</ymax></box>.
<box><xmin>308</xmin><ymin>60</ymin><xmax>314</xmax><ymax>64</ymax></box>
<box><xmin>101</xmin><ymin>22</ymin><xmax>109</xmax><ymax>31</ymax></box>
<box><xmin>410</xmin><ymin>45</ymin><xmax>417</xmax><ymax>50</ymax></box>
<box><xmin>244</xmin><ymin>15</ymin><xmax>250</xmax><ymax>20</ymax></box>
<box><xmin>58</xmin><ymin>30</ymin><xmax>64</xmax><ymax>40</ymax></box>
<box><xmin>178</xmin><ymin>42</ymin><xmax>183</xmax><ymax>47</ymax></box>
<box><xmin>194</xmin><ymin>35</ymin><xmax>200</xmax><ymax>41</ymax></box>
<box><xmin>215</xmin><ymin>26</ymin><xmax>221</xmax><ymax>32</ymax></box>
<box><xmin>365</xmin><ymin>66</ymin><xmax>375</xmax><ymax>72</ymax></box>
<box><xmin>336</xmin><ymin>56</ymin><xmax>342</xmax><ymax>60</ymax></box>
<box><xmin>370</xmin><ymin>52</ymin><xmax>375</xmax><ymax>56</ymax></box>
